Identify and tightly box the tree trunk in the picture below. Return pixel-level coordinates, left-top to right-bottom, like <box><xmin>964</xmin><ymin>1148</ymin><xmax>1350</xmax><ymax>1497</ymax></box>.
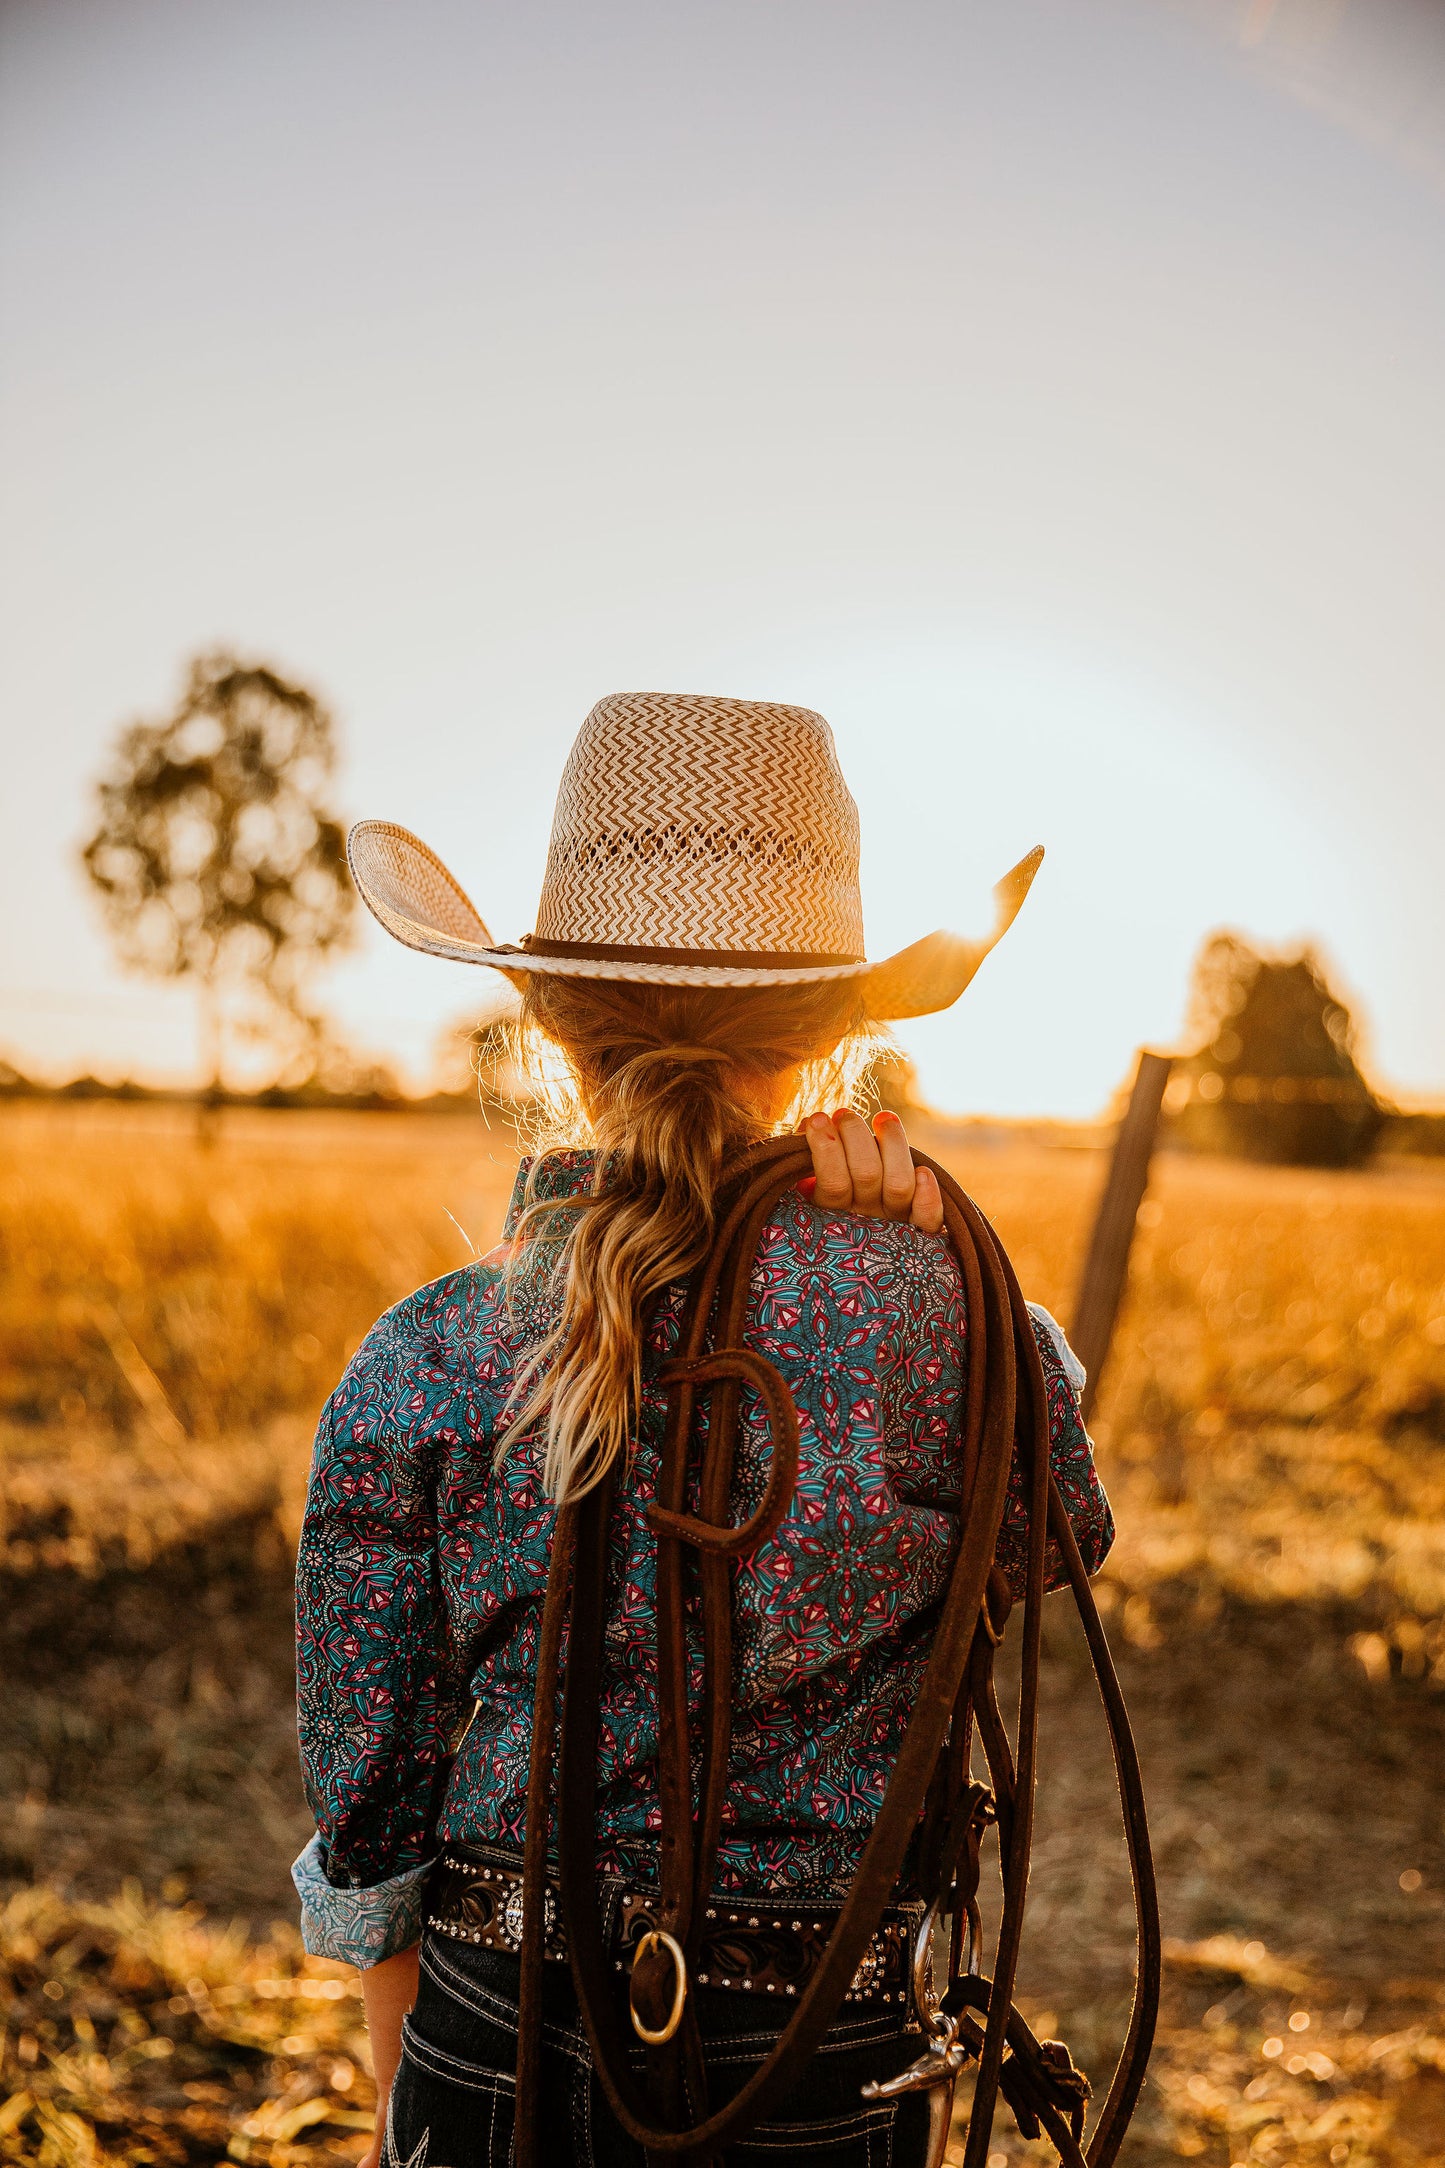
<box><xmin>197</xmin><ymin>978</ymin><xmax>223</xmax><ymax>1148</ymax></box>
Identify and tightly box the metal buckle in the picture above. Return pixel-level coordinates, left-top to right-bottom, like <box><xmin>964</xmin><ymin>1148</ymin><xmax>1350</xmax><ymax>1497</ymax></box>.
<box><xmin>628</xmin><ymin>1929</ymin><xmax>688</xmax><ymax>2045</ymax></box>
<box><xmin>861</xmin><ymin>1896</ymin><xmax>974</xmax><ymax>2104</ymax></box>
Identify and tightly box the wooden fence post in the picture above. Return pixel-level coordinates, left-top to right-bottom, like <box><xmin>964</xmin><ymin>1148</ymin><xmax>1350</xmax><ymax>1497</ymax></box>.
<box><xmin>1070</xmin><ymin>1050</ymin><xmax>1174</xmax><ymax>1424</ymax></box>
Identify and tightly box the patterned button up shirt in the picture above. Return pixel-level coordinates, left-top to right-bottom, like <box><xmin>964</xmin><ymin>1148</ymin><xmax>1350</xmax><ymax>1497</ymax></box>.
<box><xmin>293</xmin><ymin>1152</ymin><xmax>1113</xmax><ymax>1967</ymax></box>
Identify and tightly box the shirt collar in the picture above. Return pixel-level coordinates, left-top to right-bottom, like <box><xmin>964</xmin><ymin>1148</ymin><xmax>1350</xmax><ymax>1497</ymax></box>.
<box><xmin>502</xmin><ymin>1148</ymin><xmax>597</xmax><ymax>1239</ymax></box>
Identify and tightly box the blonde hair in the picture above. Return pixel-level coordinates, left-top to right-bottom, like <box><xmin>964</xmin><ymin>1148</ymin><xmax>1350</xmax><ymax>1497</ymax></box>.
<box><xmin>496</xmin><ymin>974</ymin><xmax>885</xmax><ymax>1502</ymax></box>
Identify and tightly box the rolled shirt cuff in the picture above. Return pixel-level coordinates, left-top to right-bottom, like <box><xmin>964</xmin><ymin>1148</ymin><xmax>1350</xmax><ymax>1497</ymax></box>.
<box><xmin>291</xmin><ymin>1833</ymin><xmax>434</xmax><ymax>1968</ymax></box>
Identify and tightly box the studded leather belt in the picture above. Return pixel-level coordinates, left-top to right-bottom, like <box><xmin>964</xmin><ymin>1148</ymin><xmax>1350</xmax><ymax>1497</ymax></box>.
<box><xmin>424</xmin><ymin>1845</ymin><xmax>922</xmax><ymax>2014</ymax></box>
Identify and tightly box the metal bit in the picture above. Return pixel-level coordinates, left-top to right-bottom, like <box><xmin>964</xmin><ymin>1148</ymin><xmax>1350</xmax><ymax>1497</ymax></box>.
<box><xmin>860</xmin><ymin>2013</ymin><xmax>974</xmax><ymax>2101</ymax></box>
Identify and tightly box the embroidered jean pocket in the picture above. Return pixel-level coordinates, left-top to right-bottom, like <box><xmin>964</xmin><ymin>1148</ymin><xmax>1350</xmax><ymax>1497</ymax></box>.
<box><xmin>731</xmin><ymin>2098</ymin><xmax>899</xmax><ymax>2167</ymax></box>
<box><xmin>386</xmin><ymin>2013</ymin><xmax>515</xmax><ymax>2168</ymax></box>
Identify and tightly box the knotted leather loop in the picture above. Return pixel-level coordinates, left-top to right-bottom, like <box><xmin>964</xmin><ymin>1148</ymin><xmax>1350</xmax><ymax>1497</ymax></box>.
<box><xmin>646</xmin><ymin>1349</ymin><xmax>800</xmax><ymax>1557</ymax></box>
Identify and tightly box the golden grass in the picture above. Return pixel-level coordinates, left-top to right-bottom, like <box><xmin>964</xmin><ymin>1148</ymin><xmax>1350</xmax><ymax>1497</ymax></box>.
<box><xmin>0</xmin><ymin>1102</ymin><xmax>521</xmax><ymax>1444</ymax></box>
<box><xmin>2</xmin><ymin>1100</ymin><xmax>1444</xmax><ymax>2165</ymax></box>
<box><xmin>920</xmin><ymin>1127</ymin><xmax>1445</xmax><ymax>1637</ymax></box>
<box><xmin>0</xmin><ymin>1878</ymin><xmax>369</xmax><ymax>2166</ymax></box>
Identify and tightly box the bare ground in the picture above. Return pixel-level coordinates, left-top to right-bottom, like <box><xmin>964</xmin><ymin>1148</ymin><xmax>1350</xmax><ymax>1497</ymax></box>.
<box><xmin>4</xmin><ymin>1492</ymin><xmax>1443</xmax><ymax>2165</ymax></box>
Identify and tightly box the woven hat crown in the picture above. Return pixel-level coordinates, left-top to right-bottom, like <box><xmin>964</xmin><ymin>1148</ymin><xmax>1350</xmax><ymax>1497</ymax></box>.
<box><xmin>534</xmin><ymin>693</ymin><xmax>865</xmax><ymax>962</ymax></box>
<box><xmin>345</xmin><ymin>689</ymin><xmax>1042</xmax><ymax>1012</ymax></box>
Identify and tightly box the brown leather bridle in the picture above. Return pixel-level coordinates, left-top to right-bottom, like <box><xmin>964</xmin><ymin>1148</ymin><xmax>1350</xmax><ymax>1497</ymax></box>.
<box><xmin>514</xmin><ymin>1137</ymin><xmax>1159</xmax><ymax>2166</ymax></box>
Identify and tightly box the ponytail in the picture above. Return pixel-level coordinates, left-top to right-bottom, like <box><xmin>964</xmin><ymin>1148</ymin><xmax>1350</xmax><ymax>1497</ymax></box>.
<box><xmin>498</xmin><ymin>974</ymin><xmax>882</xmax><ymax>1502</ymax></box>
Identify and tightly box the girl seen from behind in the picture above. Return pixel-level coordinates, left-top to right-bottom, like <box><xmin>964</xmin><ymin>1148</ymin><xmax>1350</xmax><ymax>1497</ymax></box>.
<box><xmin>294</xmin><ymin>694</ymin><xmax>1114</xmax><ymax>2167</ymax></box>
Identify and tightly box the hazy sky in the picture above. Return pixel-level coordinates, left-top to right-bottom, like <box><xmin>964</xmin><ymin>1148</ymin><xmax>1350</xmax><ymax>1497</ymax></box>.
<box><xmin>3</xmin><ymin>0</ymin><xmax>1443</xmax><ymax>1117</ymax></box>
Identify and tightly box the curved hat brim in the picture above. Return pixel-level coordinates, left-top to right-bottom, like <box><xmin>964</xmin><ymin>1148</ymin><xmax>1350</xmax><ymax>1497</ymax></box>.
<box><xmin>858</xmin><ymin>845</ymin><xmax>1044</xmax><ymax>1019</ymax></box>
<box><xmin>346</xmin><ymin>822</ymin><xmax>1042</xmax><ymax>1021</ymax></box>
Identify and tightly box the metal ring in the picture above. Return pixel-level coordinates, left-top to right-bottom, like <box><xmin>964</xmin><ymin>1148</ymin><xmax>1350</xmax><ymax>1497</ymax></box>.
<box><xmin>911</xmin><ymin>1896</ymin><xmax>952</xmax><ymax>2048</ymax></box>
<box><xmin>628</xmin><ymin>1929</ymin><xmax>688</xmax><ymax>2045</ymax></box>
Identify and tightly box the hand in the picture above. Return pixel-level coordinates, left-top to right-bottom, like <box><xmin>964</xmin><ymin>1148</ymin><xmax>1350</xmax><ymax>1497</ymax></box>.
<box><xmin>355</xmin><ymin>2086</ymin><xmax>388</xmax><ymax>2168</ymax></box>
<box><xmin>356</xmin><ymin>1943</ymin><xmax>418</xmax><ymax>2168</ymax></box>
<box><xmin>801</xmin><ymin>1109</ymin><xmax>944</xmax><ymax>1234</ymax></box>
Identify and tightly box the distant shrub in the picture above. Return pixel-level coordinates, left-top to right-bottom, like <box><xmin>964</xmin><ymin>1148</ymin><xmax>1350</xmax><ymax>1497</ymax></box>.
<box><xmin>1383</xmin><ymin>1109</ymin><xmax>1445</xmax><ymax>1158</ymax></box>
<box><xmin>1172</xmin><ymin>933</ymin><xmax>1384</xmax><ymax>1168</ymax></box>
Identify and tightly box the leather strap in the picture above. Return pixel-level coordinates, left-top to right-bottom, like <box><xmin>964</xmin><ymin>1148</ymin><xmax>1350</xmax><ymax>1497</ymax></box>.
<box><xmin>513</xmin><ymin>1138</ymin><xmax>1158</xmax><ymax>2167</ymax></box>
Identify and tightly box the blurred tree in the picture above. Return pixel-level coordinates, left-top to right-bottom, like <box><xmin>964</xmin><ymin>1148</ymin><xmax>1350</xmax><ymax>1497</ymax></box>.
<box><xmin>81</xmin><ymin>652</ymin><xmax>354</xmax><ymax>1103</ymax></box>
<box><xmin>1173</xmin><ymin>932</ymin><xmax>1383</xmax><ymax>1167</ymax></box>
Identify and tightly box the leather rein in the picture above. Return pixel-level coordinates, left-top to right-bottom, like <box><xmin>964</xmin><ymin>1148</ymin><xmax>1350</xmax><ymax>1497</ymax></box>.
<box><xmin>512</xmin><ymin>1136</ymin><xmax>1160</xmax><ymax>2165</ymax></box>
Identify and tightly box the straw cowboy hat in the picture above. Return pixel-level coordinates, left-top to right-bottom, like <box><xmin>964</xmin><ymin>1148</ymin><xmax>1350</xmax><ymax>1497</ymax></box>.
<box><xmin>347</xmin><ymin>692</ymin><xmax>1041</xmax><ymax>1021</ymax></box>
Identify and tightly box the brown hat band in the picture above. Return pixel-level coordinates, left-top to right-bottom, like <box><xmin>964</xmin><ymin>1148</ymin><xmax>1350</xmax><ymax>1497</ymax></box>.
<box><xmin>519</xmin><ymin>934</ymin><xmax>865</xmax><ymax>970</ymax></box>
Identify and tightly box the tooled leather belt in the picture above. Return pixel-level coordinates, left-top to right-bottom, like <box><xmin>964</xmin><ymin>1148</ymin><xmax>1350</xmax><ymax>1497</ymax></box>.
<box><xmin>424</xmin><ymin>1844</ymin><xmax>922</xmax><ymax>2013</ymax></box>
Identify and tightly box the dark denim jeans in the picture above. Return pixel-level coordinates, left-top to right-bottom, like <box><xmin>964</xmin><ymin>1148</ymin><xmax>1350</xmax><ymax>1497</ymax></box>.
<box><xmin>384</xmin><ymin>1931</ymin><xmax>935</xmax><ymax>2167</ymax></box>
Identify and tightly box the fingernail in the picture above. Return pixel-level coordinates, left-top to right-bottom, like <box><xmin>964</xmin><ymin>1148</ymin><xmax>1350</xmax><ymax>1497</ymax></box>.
<box><xmin>798</xmin><ymin>1175</ymin><xmax>817</xmax><ymax>1200</ymax></box>
<box><xmin>810</xmin><ymin>1113</ymin><xmax>834</xmax><ymax>1133</ymax></box>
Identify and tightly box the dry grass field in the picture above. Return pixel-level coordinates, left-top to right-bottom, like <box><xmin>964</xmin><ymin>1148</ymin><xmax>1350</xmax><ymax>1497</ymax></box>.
<box><xmin>2</xmin><ymin>1099</ymin><xmax>1444</xmax><ymax>2166</ymax></box>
